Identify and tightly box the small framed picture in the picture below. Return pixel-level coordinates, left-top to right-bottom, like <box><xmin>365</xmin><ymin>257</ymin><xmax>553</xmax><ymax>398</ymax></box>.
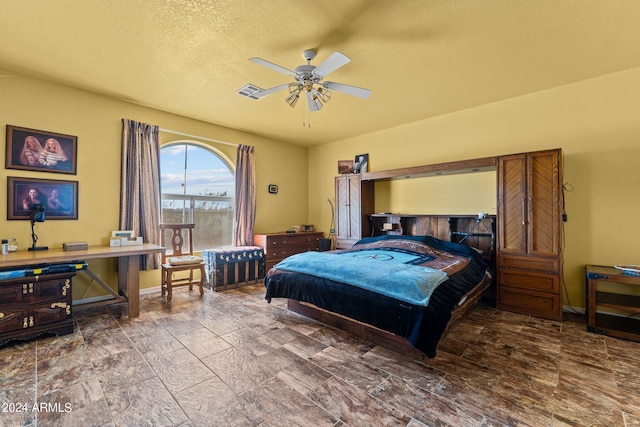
<box><xmin>8</xmin><ymin>176</ymin><xmax>78</xmax><ymax>220</ymax></box>
<box><xmin>354</xmin><ymin>153</ymin><xmax>369</xmax><ymax>173</ymax></box>
<box><xmin>5</xmin><ymin>125</ymin><xmax>78</xmax><ymax>175</ymax></box>
<box><xmin>338</xmin><ymin>160</ymin><xmax>354</xmax><ymax>174</ymax></box>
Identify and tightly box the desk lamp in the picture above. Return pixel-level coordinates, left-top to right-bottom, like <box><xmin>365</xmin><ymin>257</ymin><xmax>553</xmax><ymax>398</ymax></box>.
<box><xmin>29</xmin><ymin>204</ymin><xmax>48</xmax><ymax>251</ymax></box>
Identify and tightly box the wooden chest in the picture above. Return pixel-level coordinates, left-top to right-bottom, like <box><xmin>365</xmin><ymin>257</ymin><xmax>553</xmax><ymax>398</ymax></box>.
<box><xmin>0</xmin><ymin>272</ymin><xmax>75</xmax><ymax>345</ymax></box>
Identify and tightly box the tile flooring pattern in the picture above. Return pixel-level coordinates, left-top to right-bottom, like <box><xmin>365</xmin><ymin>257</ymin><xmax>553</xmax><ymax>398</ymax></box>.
<box><xmin>1</xmin><ymin>283</ymin><xmax>640</xmax><ymax>427</ymax></box>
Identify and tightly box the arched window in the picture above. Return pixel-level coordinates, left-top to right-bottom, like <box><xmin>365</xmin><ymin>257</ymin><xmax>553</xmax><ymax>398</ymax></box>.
<box><xmin>160</xmin><ymin>143</ymin><xmax>234</xmax><ymax>250</ymax></box>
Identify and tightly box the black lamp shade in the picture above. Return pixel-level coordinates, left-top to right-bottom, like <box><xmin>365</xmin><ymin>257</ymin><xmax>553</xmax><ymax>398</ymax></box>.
<box><xmin>30</xmin><ymin>205</ymin><xmax>46</xmax><ymax>222</ymax></box>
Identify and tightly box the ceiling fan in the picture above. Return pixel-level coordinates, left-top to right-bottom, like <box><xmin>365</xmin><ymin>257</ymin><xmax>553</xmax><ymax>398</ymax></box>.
<box><xmin>238</xmin><ymin>50</ymin><xmax>371</xmax><ymax>112</ymax></box>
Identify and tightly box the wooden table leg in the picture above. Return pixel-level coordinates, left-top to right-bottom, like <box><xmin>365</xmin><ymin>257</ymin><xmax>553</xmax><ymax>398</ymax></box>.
<box><xmin>118</xmin><ymin>255</ymin><xmax>140</xmax><ymax>317</ymax></box>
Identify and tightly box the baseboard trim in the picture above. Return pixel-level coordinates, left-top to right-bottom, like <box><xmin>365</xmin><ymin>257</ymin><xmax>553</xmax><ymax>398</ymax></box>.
<box><xmin>72</xmin><ymin>286</ymin><xmax>161</xmax><ymax>306</ymax></box>
<box><xmin>562</xmin><ymin>305</ymin><xmax>585</xmax><ymax>315</ymax></box>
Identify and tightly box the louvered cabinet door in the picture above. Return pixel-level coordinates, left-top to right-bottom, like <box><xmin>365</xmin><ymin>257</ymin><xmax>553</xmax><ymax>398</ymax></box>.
<box><xmin>334</xmin><ymin>174</ymin><xmax>374</xmax><ymax>249</ymax></box>
<box><xmin>497</xmin><ymin>154</ymin><xmax>527</xmax><ymax>253</ymax></box>
<box><xmin>528</xmin><ymin>150</ymin><xmax>561</xmax><ymax>256</ymax></box>
<box><xmin>335</xmin><ymin>175</ymin><xmax>352</xmax><ymax>246</ymax></box>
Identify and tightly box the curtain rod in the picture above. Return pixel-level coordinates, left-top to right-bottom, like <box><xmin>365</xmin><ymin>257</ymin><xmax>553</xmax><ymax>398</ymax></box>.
<box><xmin>159</xmin><ymin>128</ymin><xmax>238</xmax><ymax>147</ymax></box>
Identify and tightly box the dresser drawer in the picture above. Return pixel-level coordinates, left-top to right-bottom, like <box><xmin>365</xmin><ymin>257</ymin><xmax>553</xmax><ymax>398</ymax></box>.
<box><xmin>498</xmin><ymin>269</ymin><xmax>560</xmax><ymax>293</ymax></box>
<box><xmin>498</xmin><ymin>254</ymin><xmax>560</xmax><ymax>273</ymax></box>
<box><xmin>497</xmin><ymin>286</ymin><xmax>561</xmax><ymax>321</ymax></box>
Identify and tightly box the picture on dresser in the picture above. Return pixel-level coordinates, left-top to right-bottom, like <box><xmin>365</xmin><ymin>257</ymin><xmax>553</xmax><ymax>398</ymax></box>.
<box><xmin>5</xmin><ymin>125</ymin><xmax>77</xmax><ymax>175</ymax></box>
<box><xmin>338</xmin><ymin>160</ymin><xmax>354</xmax><ymax>174</ymax></box>
<box><xmin>7</xmin><ymin>176</ymin><xmax>78</xmax><ymax>220</ymax></box>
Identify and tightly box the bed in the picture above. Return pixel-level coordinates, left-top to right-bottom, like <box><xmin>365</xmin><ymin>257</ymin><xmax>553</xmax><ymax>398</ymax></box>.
<box><xmin>264</xmin><ymin>233</ymin><xmax>493</xmax><ymax>358</ymax></box>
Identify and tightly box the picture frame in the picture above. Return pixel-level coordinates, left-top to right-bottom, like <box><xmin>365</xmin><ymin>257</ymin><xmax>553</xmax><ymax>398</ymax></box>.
<box><xmin>7</xmin><ymin>177</ymin><xmax>78</xmax><ymax>220</ymax></box>
<box><xmin>338</xmin><ymin>160</ymin><xmax>354</xmax><ymax>174</ymax></box>
<box><xmin>5</xmin><ymin>125</ymin><xmax>78</xmax><ymax>174</ymax></box>
<box><xmin>354</xmin><ymin>153</ymin><xmax>369</xmax><ymax>173</ymax></box>
<box><xmin>268</xmin><ymin>184</ymin><xmax>278</xmax><ymax>194</ymax></box>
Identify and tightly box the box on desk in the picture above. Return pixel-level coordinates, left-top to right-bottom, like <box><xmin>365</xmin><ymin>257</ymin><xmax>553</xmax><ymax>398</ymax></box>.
<box><xmin>202</xmin><ymin>246</ymin><xmax>265</xmax><ymax>291</ymax></box>
<box><xmin>110</xmin><ymin>236</ymin><xmax>143</xmax><ymax>247</ymax></box>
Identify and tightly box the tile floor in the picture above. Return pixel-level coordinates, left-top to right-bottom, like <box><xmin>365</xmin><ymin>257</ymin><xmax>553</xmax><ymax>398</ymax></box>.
<box><xmin>1</xmin><ymin>283</ymin><xmax>640</xmax><ymax>427</ymax></box>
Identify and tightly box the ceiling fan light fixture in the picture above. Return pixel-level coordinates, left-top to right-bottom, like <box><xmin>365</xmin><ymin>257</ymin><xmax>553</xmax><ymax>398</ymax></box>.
<box><xmin>316</xmin><ymin>87</ymin><xmax>332</xmax><ymax>103</ymax></box>
<box><xmin>285</xmin><ymin>92</ymin><xmax>299</xmax><ymax>108</ymax></box>
<box><xmin>244</xmin><ymin>49</ymin><xmax>371</xmax><ymax>112</ymax></box>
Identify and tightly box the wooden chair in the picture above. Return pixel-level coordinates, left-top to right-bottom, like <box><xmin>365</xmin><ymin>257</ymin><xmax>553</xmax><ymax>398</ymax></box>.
<box><xmin>160</xmin><ymin>223</ymin><xmax>205</xmax><ymax>302</ymax></box>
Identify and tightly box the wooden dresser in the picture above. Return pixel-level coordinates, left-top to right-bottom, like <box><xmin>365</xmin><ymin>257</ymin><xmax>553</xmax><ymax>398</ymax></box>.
<box><xmin>0</xmin><ymin>272</ymin><xmax>75</xmax><ymax>345</ymax></box>
<box><xmin>253</xmin><ymin>232</ymin><xmax>323</xmax><ymax>271</ymax></box>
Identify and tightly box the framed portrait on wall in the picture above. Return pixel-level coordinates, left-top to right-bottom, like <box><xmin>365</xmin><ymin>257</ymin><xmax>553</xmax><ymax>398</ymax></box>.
<box><xmin>5</xmin><ymin>125</ymin><xmax>78</xmax><ymax>174</ymax></box>
<box><xmin>7</xmin><ymin>177</ymin><xmax>78</xmax><ymax>220</ymax></box>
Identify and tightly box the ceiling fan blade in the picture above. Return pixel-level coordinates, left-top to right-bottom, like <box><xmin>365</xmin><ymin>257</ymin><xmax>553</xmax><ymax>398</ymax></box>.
<box><xmin>249</xmin><ymin>57</ymin><xmax>295</xmax><ymax>76</ymax></box>
<box><xmin>322</xmin><ymin>81</ymin><xmax>371</xmax><ymax>99</ymax></box>
<box><xmin>252</xmin><ymin>83</ymin><xmax>291</xmax><ymax>99</ymax></box>
<box><xmin>306</xmin><ymin>91</ymin><xmax>322</xmax><ymax>112</ymax></box>
<box><xmin>313</xmin><ymin>52</ymin><xmax>351</xmax><ymax>78</ymax></box>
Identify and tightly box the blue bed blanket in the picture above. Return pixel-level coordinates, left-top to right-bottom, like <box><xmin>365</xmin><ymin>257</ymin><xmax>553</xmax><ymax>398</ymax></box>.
<box><xmin>273</xmin><ymin>251</ymin><xmax>448</xmax><ymax>306</ymax></box>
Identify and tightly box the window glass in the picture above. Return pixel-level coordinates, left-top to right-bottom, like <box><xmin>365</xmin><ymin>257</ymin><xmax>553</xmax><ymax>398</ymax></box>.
<box><xmin>160</xmin><ymin>143</ymin><xmax>234</xmax><ymax>250</ymax></box>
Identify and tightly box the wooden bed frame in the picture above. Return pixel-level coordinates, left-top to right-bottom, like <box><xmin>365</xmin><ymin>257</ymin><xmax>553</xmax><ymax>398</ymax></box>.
<box><xmin>287</xmin><ymin>272</ymin><xmax>491</xmax><ymax>360</ymax></box>
<box><xmin>285</xmin><ymin>214</ymin><xmax>496</xmax><ymax>359</ymax></box>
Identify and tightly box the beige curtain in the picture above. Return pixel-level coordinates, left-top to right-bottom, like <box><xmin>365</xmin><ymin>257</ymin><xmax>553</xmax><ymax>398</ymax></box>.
<box><xmin>120</xmin><ymin>119</ymin><xmax>162</xmax><ymax>270</ymax></box>
<box><xmin>234</xmin><ymin>144</ymin><xmax>256</xmax><ymax>246</ymax></box>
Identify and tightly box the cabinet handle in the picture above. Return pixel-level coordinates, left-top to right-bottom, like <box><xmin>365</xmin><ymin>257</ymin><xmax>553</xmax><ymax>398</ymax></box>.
<box><xmin>29</xmin><ymin>283</ymin><xmax>34</xmax><ymax>293</ymax></box>
<box><xmin>0</xmin><ymin>312</ymin><xmax>4</xmax><ymax>319</ymax></box>
<box><xmin>62</xmin><ymin>281</ymin><xmax>71</xmax><ymax>296</ymax></box>
<box><xmin>23</xmin><ymin>318</ymin><xmax>29</xmax><ymax>328</ymax></box>
<box><xmin>51</xmin><ymin>302</ymin><xmax>71</xmax><ymax>315</ymax></box>
<box><xmin>29</xmin><ymin>316</ymin><xmax>34</xmax><ymax>327</ymax></box>
<box><xmin>23</xmin><ymin>284</ymin><xmax>28</xmax><ymax>294</ymax></box>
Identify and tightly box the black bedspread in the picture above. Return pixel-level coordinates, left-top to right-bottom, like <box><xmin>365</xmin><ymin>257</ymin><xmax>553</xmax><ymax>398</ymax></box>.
<box><xmin>264</xmin><ymin>235</ymin><xmax>488</xmax><ymax>358</ymax></box>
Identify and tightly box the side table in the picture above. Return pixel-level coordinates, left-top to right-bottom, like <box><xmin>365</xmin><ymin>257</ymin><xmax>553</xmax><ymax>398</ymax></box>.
<box><xmin>586</xmin><ymin>264</ymin><xmax>640</xmax><ymax>342</ymax></box>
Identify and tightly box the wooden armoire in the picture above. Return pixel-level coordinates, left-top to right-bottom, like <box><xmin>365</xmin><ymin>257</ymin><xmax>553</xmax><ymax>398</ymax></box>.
<box><xmin>334</xmin><ymin>174</ymin><xmax>374</xmax><ymax>249</ymax></box>
<box><xmin>496</xmin><ymin>149</ymin><xmax>564</xmax><ymax>320</ymax></box>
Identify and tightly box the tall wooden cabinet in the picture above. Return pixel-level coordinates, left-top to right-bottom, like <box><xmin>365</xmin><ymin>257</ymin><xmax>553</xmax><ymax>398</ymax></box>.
<box><xmin>496</xmin><ymin>149</ymin><xmax>563</xmax><ymax>320</ymax></box>
<box><xmin>334</xmin><ymin>174</ymin><xmax>374</xmax><ymax>249</ymax></box>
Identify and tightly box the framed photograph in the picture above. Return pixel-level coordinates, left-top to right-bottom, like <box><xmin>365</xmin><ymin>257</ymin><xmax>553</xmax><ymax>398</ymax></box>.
<box><xmin>7</xmin><ymin>177</ymin><xmax>78</xmax><ymax>220</ymax></box>
<box><xmin>338</xmin><ymin>160</ymin><xmax>354</xmax><ymax>174</ymax></box>
<box><xmin>5</xmin><ymin>125</ymin><xmax>78</xmax><ymax>174</ymax></box>
<box><xmin>354</xmin><ymin>153</ymin><xmax>369</xmax><ymax>173</ymax></box>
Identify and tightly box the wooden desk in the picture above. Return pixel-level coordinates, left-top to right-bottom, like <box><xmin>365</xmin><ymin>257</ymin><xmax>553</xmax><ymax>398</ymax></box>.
<box><xmin>0</xmin><ymin>244</ymin><xmax>165</xmax><ymax>317</ymax></box>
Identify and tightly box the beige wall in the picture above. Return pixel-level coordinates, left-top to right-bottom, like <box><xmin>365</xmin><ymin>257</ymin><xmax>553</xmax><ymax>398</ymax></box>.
<box><xmin>309</xmin><ymin>67</ymin><xmax>640</xmax><ymax>309</ymax></box>
<box><xmin>0</xmin><ymin>72</ymin><xmax>309</xmax><ymax>300</ymax></box>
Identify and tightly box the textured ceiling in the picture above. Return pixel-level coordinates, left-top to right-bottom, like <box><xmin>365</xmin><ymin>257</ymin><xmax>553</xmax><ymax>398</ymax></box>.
<box><xmin>1</xmin><ymin>1</ymin><xmax>639</xmax><ymax>146</ymax></box>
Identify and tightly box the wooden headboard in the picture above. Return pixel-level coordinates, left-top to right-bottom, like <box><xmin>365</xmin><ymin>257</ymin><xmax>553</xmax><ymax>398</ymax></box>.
<box><xmin>369</xmin><ymin>213</ymin><xmax>496</xmax><ymax>266</ymax></box>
